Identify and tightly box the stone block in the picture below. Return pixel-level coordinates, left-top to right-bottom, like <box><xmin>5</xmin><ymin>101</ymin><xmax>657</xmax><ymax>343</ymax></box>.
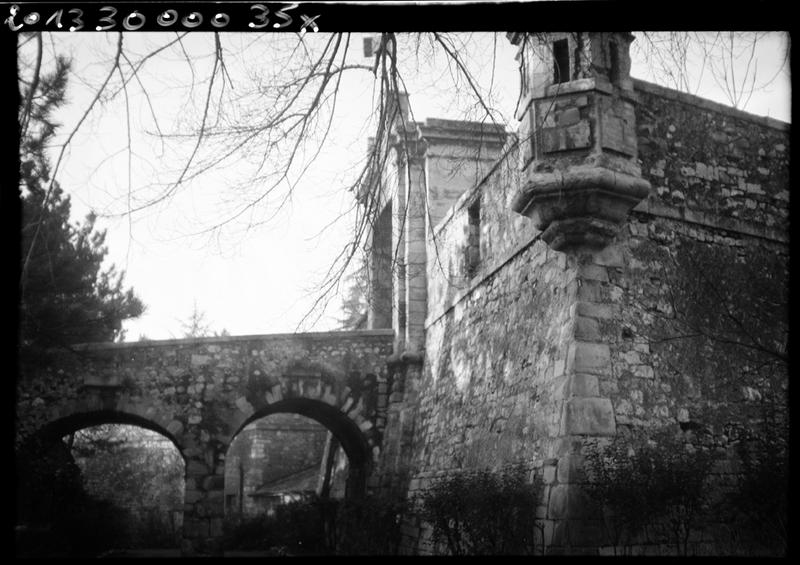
<box><xmin>593</xmin><ymin>245</ymin><xmax>624</xmax><ymax>268</ymax></box>
<box><xmin>556</xmin><ymin>453</ymin><xmax>586</xmax><ymax>483</ymax></box>
<box><xmin>322</xmin><ymin>385</ymin><xmax>338</xmax><ymax>405</ymax></box>
<box><xmin>341</xmin><ymin>396</ymin><xmax>355</xmax><ymax>412</ymax></box>
<box><xmin>191</xmin><ymin>354</ymin><xmax>210</xmax><ymax>367</ymax></box>
<box><xmin>577</xmin><ymin>280</ymin><xmax>602</xmax><ymax>302</ymax></box>
<box><xmin>167</xmin><ymin>419</ymin><xmax>184</xmax><ymax>436</ymax></box>
<box><xmin>568</xmin><ymin>373</ymin><xmax>599</xmax><ymax>398</ymax></box>
<box><xmin>571</xmin><ymin>341</ymin><xmax>611</xmax><ymax>375</ymax></box>
<box><xmin>547</xmin><ymin>485</ymin><xmax>570</xmax><ymax>519</ymax></box>
<box><xmin>553</xmin><ymin>357</ymin><xmax>566</xmax><ymax>378</ymax></box>
<box><xmin>235</xmin><ymin>396</ymin><xmax>253</xmax><ymax>415</ymax></box>
<box><xmin>561</xmin><ymin>397</ymin><xmax>616</xmax><ymax>436</ymax></box>
<box><xmin>548</xmin><ymin>484</ymin><xmax>594</xmax><ymax>520</ymax></box>
<box><xmin>574</xmin><ymin>316</ymin><xmax>601</xmax><ymax>340</ymax></box>
<box><xmin>558</xmin><ymin>107</ymin><xmax>581</xmax><ymax>126</ymax></box>
<box><xmin>543</xmin><ymin>464</ymin><xmax>557</xmax><ymax>484</ymax></box>
<box><xmin>576</xmin><ymin>301</ymin><xmax>614</xmax><ymax>319</ymax></box>
<box><xmin>577</xmin><ymin>264</ymin><xmax>609</xmax><ymax>282</ymax></box>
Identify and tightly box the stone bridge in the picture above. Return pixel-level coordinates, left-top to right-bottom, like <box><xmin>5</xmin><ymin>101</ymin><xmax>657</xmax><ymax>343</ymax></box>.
<box><xmin>16</xmin><ymin>329</ymin><xmax>395</xmax><ymax>554</ymax></box>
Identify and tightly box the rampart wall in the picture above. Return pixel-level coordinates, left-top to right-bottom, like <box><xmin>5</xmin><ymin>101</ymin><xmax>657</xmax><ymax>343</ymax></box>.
<box><xmin>396</xmin><ymin>78</ymin><xmax>789</xmax><ymax>554</ymax></box>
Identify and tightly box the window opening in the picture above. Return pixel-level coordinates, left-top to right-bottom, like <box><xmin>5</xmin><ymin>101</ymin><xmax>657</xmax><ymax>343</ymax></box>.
<box><xmin>466</xmin><ymin>198</ymin><xmax>481</xmax><ymax>278</ymax></box>
<box><xmin>552</xmin><ymin>39</ymin><xmax>570</xmax><ymax>84</ymax></box>
<box><xmin>609</xmin><ymin>41</ymin><xmax>620</xmax><ymax>84</ymax></box>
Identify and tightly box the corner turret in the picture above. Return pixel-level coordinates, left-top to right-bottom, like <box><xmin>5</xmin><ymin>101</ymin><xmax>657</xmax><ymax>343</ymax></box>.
<box><xmin>509</xmin><ymin>32</ymin><xmax>651</xmax><ymax>251</ymax></box>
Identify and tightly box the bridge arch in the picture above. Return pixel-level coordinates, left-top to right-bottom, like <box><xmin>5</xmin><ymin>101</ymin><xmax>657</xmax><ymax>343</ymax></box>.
<box><xmin>33</xmin><ymin>410</ymin><xmax>184</xmax><ymax>457</ymax></box>
<box><xmin>231</xmin><ymin>397</ymin><xmax>373</xmax><ymax>498</ymax></box>
<box><xmin>17</xmin><ymin>409</ymin><xmax>188</xmax><ymax>554</ymax></box>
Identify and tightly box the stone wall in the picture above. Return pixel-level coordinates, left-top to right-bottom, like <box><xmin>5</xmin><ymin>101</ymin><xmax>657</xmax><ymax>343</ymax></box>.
<box><xmin>394</xmin><ymin>77</ymin><xmax>789</xmax><ymax>554</ymax></box>
<box><xmin>634</xmin><ymin>79</ymin><xmax>789</xmax><ymax>235</ymax></box>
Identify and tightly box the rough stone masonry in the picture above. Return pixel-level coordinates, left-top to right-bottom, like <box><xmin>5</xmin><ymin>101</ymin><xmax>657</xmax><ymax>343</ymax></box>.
<box><xmin>17</xmin><ymin>31</ymin><xmax>788</xmax><ymax>556</ymax></box>
<box><xmin>366</xmin><ymin>32</ymin><xmax>787</xmax><ymax>555</ymax></box>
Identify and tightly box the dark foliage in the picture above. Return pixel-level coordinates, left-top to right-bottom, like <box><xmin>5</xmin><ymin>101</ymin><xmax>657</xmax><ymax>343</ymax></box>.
<box><xmin>584</xmin><ymin>426</ymin><xmax>718</xmax><ymax>555</ymax></box>
<box><xmin>15</xmin><ymin>437</ymin><xmax>130</xmax><ymax>557</ymax></box>
<box><xmin>724</xmin><ymin>411</ymin><xmax>788</xmax><ymax>555</ymax></box>
<box><xmin>330</xmin><ymin>492</ymin><xmax>407</xmax><ymax>554</ymax></box>
<box><xmin>19</xmin><ymin>52</ymin><xmax>143</xmax><ymax>367</ymax></box>
<box><xmin>417</xmin><ymin>465</ymin><xmax>542</xmax><ymax>555</ymax></box>
<box><xmin>223</xmin><ymin>492</ymin><xmax>407</xmax><ymax>555</ymax></box>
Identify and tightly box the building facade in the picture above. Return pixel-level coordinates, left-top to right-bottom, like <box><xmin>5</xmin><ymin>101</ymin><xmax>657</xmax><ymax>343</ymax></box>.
<box><xmin>366</xmin><ymin>32</ymin><xmax>788</xmax><ymax>554</ymax></box>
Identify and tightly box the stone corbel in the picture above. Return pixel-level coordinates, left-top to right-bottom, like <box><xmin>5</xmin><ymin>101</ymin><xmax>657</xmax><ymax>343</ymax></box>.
<box><xmin>512</xmin><ymin>166</ymin><xmax>651</xmax><ymax>252</ymax></box>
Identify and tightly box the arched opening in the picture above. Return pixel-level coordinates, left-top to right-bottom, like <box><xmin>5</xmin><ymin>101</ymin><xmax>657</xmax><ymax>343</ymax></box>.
<box><xmin>16</xmin><ymin>412</ymin><xmax>185</xmax><ymax>558</ymax></box>
<box><xmin>222</xmin><ymin>398</ymin><xmax>372</xmax><ymax>554</ymax></box>
<box><xmin>224</xmin><ymin>413</ymin><xmax>331</xmax><ymax>519</ymax></box>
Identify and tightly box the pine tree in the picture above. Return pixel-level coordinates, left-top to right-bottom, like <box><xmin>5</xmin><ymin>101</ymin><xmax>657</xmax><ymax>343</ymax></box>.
<box><xmin>339</xmin><ymin>259</ymin><xmax>369</xmax><ymax>330</ymax></box>
<box><xmin>180</xmin><ymin>301</ymin><xmax>211</xmax><ymax>338</ymax></box>
<box><xmin>19</xmin><ymin>50</ymin><xmax>144</xmax><ymax>360</ymax></box>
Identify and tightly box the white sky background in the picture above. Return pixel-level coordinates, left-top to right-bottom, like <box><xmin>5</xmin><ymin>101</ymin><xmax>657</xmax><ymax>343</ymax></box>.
<box><xmin>20</xmin><ymin>31</ymin><xmax>790</xmax><ymax>341</ymax></box>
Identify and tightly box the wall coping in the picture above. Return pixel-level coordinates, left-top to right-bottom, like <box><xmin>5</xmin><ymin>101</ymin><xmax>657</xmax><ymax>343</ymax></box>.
<box><xmin>72</xmin><ymin>329</ymin><xmax>396</xmax><ymax>351</ymax></box>
<box><xmin>632</xmin><ymin>78</ymin><xmax>790</xmax><ymax>131</ymax></box>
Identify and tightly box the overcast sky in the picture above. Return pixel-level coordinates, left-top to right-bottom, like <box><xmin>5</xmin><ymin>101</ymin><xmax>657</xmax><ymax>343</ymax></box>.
<box><xmin>20</xmin><ymin>31</ymin><xmax>790</xmax><ymax>341</ymax></box>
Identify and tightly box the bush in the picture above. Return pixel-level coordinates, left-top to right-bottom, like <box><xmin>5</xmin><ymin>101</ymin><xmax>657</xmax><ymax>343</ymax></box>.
<box><xmin>222</xmin><ymin>501</ymin><xmax>325</xmax><ymax>553</ymax></box>
<box><xmin>15</xmin><ymin>436</ymin><xmax>130</xmax><ymax>557</ymax></box>
<box><xmin>223</xmin><ymin>492</ymin><xmax>406</xmax><ymax>555</ymax></box>
<box><xmin>417</xmin><ymin>465</ymin><xmax>542</xmax><ymax>555</ymax></box>
<box><xmin>223</xmin><ymin>514</ymin><xmax>273</xmax><ymax>551</ymax></box>
<box><xmin>270</xmin><ymin>496</ymin><xmax>331</xmax><ymax>553</ymax></box>
<box><xmin>333</xmin><ymin>492</ymin><xmax>407</xmax><ymax>554</ymax></box>
<box><xmin>724</xmin><ymin>414</ymin><xmax>788</xmax><ymax>555</ymax></box>
<box><xmin>584</xmin><ymin>426</ymin><xmax>717</xmax><ymax>555</ymax></box>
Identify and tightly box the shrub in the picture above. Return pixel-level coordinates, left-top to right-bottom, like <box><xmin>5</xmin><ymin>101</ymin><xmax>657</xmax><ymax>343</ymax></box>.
<box><xmin>584</xmin><ymin>426</ymin><xmax>717</xmax><ymax>556</ymax></box>
<box><xmin>417</xmin><ymin>465</ymin><xmax>542</xmax><ymax>555</ymax></box>
<box><xmin>724</xmin><ymin>412</ymin><xmax>788</xmax><ymax>555</ymax></box>
<box><xmin>222</xmin><ymin>514</ymin><xmax>273</xmax><ymax>551</ymax></box>
<box><xmin>333</xmin><ymin>492</ymin><xmax>407</xmax><ymax>554</ymax></box>
<box><xmin>223</xmin><ymin>492</ymin><xmax>407</xmax><ymax>555</ymax></box>
<box><xmin>15</xmin><ymin>436</ymin><xmax>130</xmax><ymax>557</ymax></box>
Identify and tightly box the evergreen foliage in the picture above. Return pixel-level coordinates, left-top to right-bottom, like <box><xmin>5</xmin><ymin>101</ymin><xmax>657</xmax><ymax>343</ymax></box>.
<box><xmin>338</xmin><ymin>259</ymin><xmax>369</xmax><ymax>330</ymax></box>
<box><xmin>19</xmin><ymin>53</ymin><xmax>144</xmax><ymax>362</ymax></box>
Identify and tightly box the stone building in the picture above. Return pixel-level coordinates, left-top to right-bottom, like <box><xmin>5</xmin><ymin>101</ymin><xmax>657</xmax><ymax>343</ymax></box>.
<box><xmin>16</xmin><ymin>31</ymin><xmax>788</xmax><ymax>556</ymax></box>
<box><xmin>364</xmin><ymin>32</ymin><xmax>788</xmax><ymax>554</ymax></box>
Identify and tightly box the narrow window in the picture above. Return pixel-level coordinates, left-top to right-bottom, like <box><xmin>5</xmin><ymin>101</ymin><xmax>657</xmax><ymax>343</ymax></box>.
<box><xmin>609</xmin><ymin>41</ymin><xmax>620</xmax><ymax>84</ymax></box>
<box><xmin>552</xmin><ymin>39</ymin><xmax>570</xmax><ymax>84</ymax></box>
<box><xmin>466</xmin><ymin>198</ymin><xmax>481</xmax><ymax>278</ymax></box>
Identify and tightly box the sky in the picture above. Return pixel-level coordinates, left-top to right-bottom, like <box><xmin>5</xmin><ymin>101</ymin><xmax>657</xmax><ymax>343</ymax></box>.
<box><xmin>19</xmin><ymin>31</ymin><xmax>790</xmax><ymax>342</ymax></box>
